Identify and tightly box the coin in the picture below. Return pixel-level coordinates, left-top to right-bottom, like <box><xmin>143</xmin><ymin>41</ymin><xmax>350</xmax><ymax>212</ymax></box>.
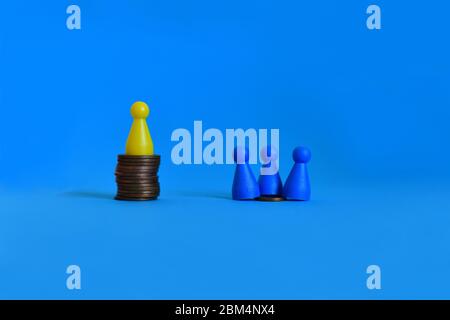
<box><xmin>116</xmin><ymin>193</ymin><xmax>159</xmax><ymax>198</ymax></box>
<box><xmin>116</xmin><ymin>182</ymin><xmax>159</xmax><ymax>187</ymax></box>
<box><xmin>118</xmin><ymin>155</ymin><xmax>160</xmax><ymax>162</ymax></box>
<box><xmin>115</xmin><ymin>170</ymin><xmax>158</xmax><ymax>176</ymax></box>
<box><xmin>115</xmin><ymin>171</ymin><xmax>156</xmax><ymax>177</ymax></box>
<box><xmin>256</xmin><ymin>196</ymin><xmax>285</xmax><ymax>202</ymax></box>
<box><xmin>117</xmin><ymin>181</ymin><xmax>159</xmax><ymax>186</ymax></box>
<box><xmin>117</xmin><ymin>191</ymin><xmax>159</xmax><ymax>196</ymax></box>
<box><xmin>116</xmin><ymin>165</ymin><xmax>159</xmax><ymax>170</ymax></box>
<box><xmin>116</xmin><ymin>161</ymin><xmax>159</xmax><ymax>165</ymax></box>
<box><xmin>118</xmin><ymin>189</ymin><xmax>159</xmax><ymax>194</ymax></box>
<box><xmin>117</xmin><ymin>185</ymin><xmax>159</xmax><ymax>189</ymax></box>
<box><xmin>115</xmin><ymin>195</ymin><xmax>158</xmax><ymax>201</ymax></box>
<box><xmin>117</xmin><ymin>181</ymin><xmax>160</xmax><ymax>186</ymax></box>
<box><xmin>118</xmin><ymin>162</ymin><xmax>159</xmax><ymax>166</ymax></box>
<box><xmin>117</xmin><ymin>189</ymin><xmax>159</xmax><ymax>194</ymax></box>
<box><xmin>117</xmin><ymin>161</ymin><xmax>160</xmax><ymax>166</ymax></box>
<box><xmin>116</xmin><ymin>179</ymin><xmax>158</xmax><ymax>184</ymax></box>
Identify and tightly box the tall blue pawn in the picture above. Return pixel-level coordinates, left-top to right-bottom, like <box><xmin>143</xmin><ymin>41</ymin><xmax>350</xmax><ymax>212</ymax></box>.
<box><xmin>283</xmin><ymin>146</ymin><xmax>311</xmax><ymax>201</ymax></box>
<box><xmin>258</xmin><ymin>145</ymin><xmax>283</xmax><ymax>196</ymax></box>
<box><xmin>232</xmin><ymin>146</ymin><xmax>260</xmax><ymax>200</ymax></box>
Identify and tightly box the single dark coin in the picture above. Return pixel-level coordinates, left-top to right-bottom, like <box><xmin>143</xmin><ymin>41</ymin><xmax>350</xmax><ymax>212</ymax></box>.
<box><xmin>117</xmin><ymin>193</ymin><xmax>159</xmax><ymax>198</ymax></box>
<box><xmin>256</xmin><ymin>195</ymin><xmax>285</xmax><ymax>202</ymax></box>
<box><xmin>116</xmin><ymin>162</ymin><xmax>160</xmax><ymax>168</ymax></box>
<box><xmin>117</xmin><ymin>187</ymin><xmax>158</xmax><ymax>192</ymax></box>
<box><xmin>115</xmin><ymin>171</ymin><xmax>157</xmax><ymax>178</ymax></box>
<box><xmin>115</xmin><ymin>170</ymin><xmax>159</xmax><ymax>176</ymax></box>
<box><xmin>117</xmin><ymin>179</ymin><xmax>159</xmax><ymax>184</ymax></box>
<box><xmin>115</xmin><ymin>177</ymin><xmax>156</xmax><ymax>182</ymax></box>
<box><xmin>117</xmin><ymin>186</ymin><xmax>159</xmax><ymax>190</ymax></box>
<box><xmin>117</xmin><ymin>180</ymin><xmax>159</xmax><ymax>185</ymax></box>
<box><xmin>118</xmin><ymin>189</ymin><xmax>160</xmax><ymax>194</ymax></box>
<box><xmin>116</xmin><ymin>179</ymin><xmax>158</xmax><ymax>185</ymax></box>
<box><xmin>116</xmin><ymin>166</ymin><xmax>159</xmax><ymax>170</ymax></box>
<box><xmin>117</xmin><ymin>187</ymin><xmax>159</xmax><ymax>192</ymax></box>
<box><xmin>118</xmin><ymin>155</ymin><xmax>161</xmax><ymax>161</ymax></box>
<box><xmin>116</xmin><ymin>165</ymin><xmax>159</xmax><ymax>171</ymax></box>
<box><xmin>116</xmin><ymin>176</ymin><xmax>158</xmax><ymax>180</ymax></box>
<box><xmin>117</xmin><ymin>168</ymin><xmax>160</xmax><ymax>173</ymax></box>
<box><xmin>116</xmin><ymin>169</ymin><xmax>159</xmax><ymax>175</ymax></box>
<box><xmin>116</xmin><ymin>182</ymin><xmax>159</xmax><ymax>188</ymax></box>
<box><xmin>115</xmin><ymin>195</ymin><xmax>158</xmax><ymax>201</ymax></box>
<box><xmin>116</xmin><ymin>174</ymin><xmax>159</xmax><ymax>178</ymax></box>
<box><xmin>117</xmin><ymin>184</ymin><xmax>160</xmax><ymax>190</ymax></box>
<box><xmin>117</xmin><ymin>161</ymin><xmax>160</xmax><ymax>167</ymax></box>
<box><xmin>117</xmin><ymin>182</ymin><xmax>160</xmax><ymax>187</ymax></box>
<box><xmin>117</xmin><ymin>161</ymin><xmax>160</xmax><ymax>166</ymax></box>
<box><xmin>117</xmin><ymin>186</ymin><xmax>159</xmax><ymax>191</ymax></box>
<box><xmin>116</xmin><ymin>163</ymin><xmax>159</xmax><ymax>168</ymax></box>
<box><xmin>117</xmin><ymin>165</ymin><xmax>159</xmax><ymax>170</ymax></box>
<box><xmin>117</xmin><ymin>159</ymin><xmax>161</xmax><ymax>165</ymax></box>
<box><xmin>115</xmin><ymin>172</ymin><xmax>158</xmax><ymax>178</ymax></box>
<box><xmin>117</xmin><ymin>160</ymin><xmax>161</xmax><ymax>166</ymax></box>
<box><xmin>116</xmin><ymin>180</ymin><xmax>159</xmax><ymax>185</ymax></box>
<box><xmin>117</xmin><ymin>188</ymin><xmax>159</xmax><ymax>193</ymax></box>
<box><xmin>117</xmin><ymin>161</ymin><xmax>160</xmax><ymax>165</ymax></box>
<box><xmin>117</xmin><ymin>166</ymin><xmax>159</xmax><ymax>171</ymax></box>
<box><xmin>117</xmin><ymin>191</ymin><xmax>159</xmax><ymax>197</ymax></box>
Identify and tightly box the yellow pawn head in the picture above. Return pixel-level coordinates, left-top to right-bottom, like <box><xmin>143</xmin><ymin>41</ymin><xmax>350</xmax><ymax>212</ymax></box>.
<box><xmin>125</xmin><ymin>101</ymin><xmax>154</xmax><ymax>155</ymax></box>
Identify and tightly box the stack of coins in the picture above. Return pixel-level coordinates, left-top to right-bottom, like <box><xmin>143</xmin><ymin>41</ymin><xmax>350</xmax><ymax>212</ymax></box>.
<box><xmin>115</xmin><ymin>155</ymin><xmax>161</xmax><ymax>201</ymax></box>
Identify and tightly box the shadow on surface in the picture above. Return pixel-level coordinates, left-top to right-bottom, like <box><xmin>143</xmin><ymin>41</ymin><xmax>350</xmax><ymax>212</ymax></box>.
<box><xmin>61</xmin><ymin>191</ymin><xmax>114</xmax><ymax>200</ymax></box>
<box><xmin>174</xmin><ymin>190</ymin><xmax>230</xmax><ymax>200</ymax></box>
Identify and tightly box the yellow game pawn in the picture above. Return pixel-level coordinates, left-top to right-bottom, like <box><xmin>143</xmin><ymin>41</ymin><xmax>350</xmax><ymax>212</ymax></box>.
<box><xmin>125</xmin><ymin>101</ymin><xmax>154</xmax><ymax>155</ymax></box>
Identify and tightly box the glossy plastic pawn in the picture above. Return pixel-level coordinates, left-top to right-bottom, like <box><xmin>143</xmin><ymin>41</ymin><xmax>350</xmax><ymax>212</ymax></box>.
<box><xmin>258</xmin><ymin>145</ymin><xmax>283</xmax><ymax>197</ymax></box>
<box><xmin>232</xmin><ymin>146</ymin><xmax>260</xmax><ymax>200</ymax></box>
<box><xmin>283</xmin><ymin>146</ymin><xmax>311</xmax><ymax>201</ymax></box>
<box><xmin>125</xmin><ymin>101</ymin><xmax>154</xmax><ymax>155</ymax></box>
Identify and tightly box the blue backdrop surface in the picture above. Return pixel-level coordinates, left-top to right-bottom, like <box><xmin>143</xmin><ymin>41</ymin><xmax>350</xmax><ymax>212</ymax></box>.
<box><xmin>0</xmin><ymin>0</ymin><xmax>450</xmax><ymax>299</ymax></box>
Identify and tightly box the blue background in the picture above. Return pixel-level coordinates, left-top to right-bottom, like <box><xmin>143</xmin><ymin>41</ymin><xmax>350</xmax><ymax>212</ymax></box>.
<box><xmin>1</xmin><ymin>0</ymin><xmax>450</xmax><ymax>299</ymax></box>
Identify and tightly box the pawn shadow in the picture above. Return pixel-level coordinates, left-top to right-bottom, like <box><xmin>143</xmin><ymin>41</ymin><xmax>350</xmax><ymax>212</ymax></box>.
<box><xmin>174</xmin><ymin>190</ymin><xmax>230</xmax><ymax>200</ymax></box>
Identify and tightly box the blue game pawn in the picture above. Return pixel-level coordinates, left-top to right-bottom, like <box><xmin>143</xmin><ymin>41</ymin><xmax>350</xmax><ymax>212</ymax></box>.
<box><xmin>258</xmin><ymin>145</ymin><xmax>283</xmax><ymax>196</ymax></box>
<box><xmin>232</xmin><ymin>146</ymin><xmax>260</xmax><ymax>200</ymax></box>
<box><xmin>283</xmin><ymin>146</ymin><xmax>311</xmax><ymax>201</ymax></box>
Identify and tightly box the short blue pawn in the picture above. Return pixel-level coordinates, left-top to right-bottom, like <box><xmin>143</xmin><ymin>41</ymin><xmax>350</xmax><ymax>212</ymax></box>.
<box><xmin>283</xmin><ymin>146</ymin><xmax>311</xmax><ymax>201</ymax></box>
<box><xmin>232</xmin><ymin>146</ymin><xmax>260</xmax><ymax>200</ymax></box>
<box><xmin>258</xmin><ymin>145</ymin><xmax>283</xmax><ymax>196</ymax></box>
